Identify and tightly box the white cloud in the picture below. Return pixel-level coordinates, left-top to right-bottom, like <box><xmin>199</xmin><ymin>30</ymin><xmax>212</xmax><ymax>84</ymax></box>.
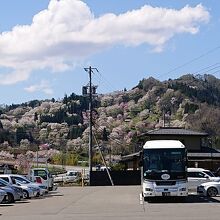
<box><xmin>0</xmin><ymin>69</ymin><xmax>31</xmax><ymax>85</ymax></box>
<box><xmin>0</xmin><ymin>0</ymin><xmax>210</xmax><ymax>85</ymax></box>
<box><xmin>24</xmin><ymin>80</ymin><xmax>53</xmax><ymax>95</ymax></box>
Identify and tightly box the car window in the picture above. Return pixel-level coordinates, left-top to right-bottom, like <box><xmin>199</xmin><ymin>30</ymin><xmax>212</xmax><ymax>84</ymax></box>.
<box><xmin>188</xmin><ymin>172</ymin><xmax>205</xmax><ymax>178</ymax></box>
<box><xmin>0</xmin><ymin>177</ymin><xmax>9</xmax><ymax>183</ymax></box>
<box><xmin>0</xmin><ymin>179</ymin><xmax>8</xmax><ymax>186</ymax></box>
<box><xmin>11</xmin><ymin>177</ymin><xmax>16</xmax><ymax>184</ymax></box>
<box><xmin>0</xmin><ymin>182</ymin><xmax>6</xmax><ymax>187</ymax></box>
<box><xmin>196</xmin><ymin>172</ymin><xmax>206</xmax><ymax>178</ymax></box>
<box><xmin>13</xmin><ymin>176</ymin><xmax>30</xmax><ymax>184</ymax></box>
<box><xmin>34</xmin><ymin>170</ymin><xmax>47</xmax><ymax>180</ymax></box>
<box><xmin>188</xmin><ymin>172</ymin><xmax>197</xmax><ymax>178</ymax></box>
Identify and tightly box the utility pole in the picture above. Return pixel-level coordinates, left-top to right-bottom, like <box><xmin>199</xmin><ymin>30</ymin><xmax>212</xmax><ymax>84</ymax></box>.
<box><xmin>163</xmin><ymin>108</ymin><xmax>166</xmax><ymax>127</ymax></box>
<box><xmin>84</xmin><ymin>66</ymin><xmax>98</xmax><ymax>185</ymax></box>
<box><xmin>36</xmin><ymin>149</ymin><xmax>39</xmax><ymax>168</ymax></box>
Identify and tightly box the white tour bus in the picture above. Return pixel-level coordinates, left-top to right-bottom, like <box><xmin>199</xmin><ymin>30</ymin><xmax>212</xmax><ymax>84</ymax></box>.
<box><xmin>142</xmin><ymin>140</ymin><xmax>188</xmax><ymax>200</ymax></box>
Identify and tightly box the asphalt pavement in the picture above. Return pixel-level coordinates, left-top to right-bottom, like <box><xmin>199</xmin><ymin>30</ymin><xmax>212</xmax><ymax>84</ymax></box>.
<box><xmin>0</xmin><ymin>186</ymin><xmax>220</xmax><ymax>220</ymax></box>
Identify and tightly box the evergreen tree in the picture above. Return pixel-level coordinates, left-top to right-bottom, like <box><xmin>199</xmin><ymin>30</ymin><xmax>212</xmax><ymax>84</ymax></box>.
<box><xmin>34</xmin><ymin>112</ymin><xmax>38</xmax><ymax>121</ymax></box>
<box><xmin>0</xmin><ymin>120</ymin><xmax>3</xmax><ymax>129</ymax></box>
<box><xmin>63</xmin><ymin>94</ymin><xmax>68</xmax><ymax>104</ymax></box>
<box><xmin>102</xmin><ymin>127</ymin><xmax>109</xmax><ymax>141</ymax></box>
<box><xmin>16</xmin><ymin>127</ymin><xmax>28</xmax><ymax>144</ymax></box>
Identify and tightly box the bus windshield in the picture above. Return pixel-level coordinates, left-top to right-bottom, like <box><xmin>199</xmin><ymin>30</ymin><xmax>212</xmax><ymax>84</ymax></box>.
<box><xmin>143</xmin><ymin>148</ymin><xmax>186</xmax><ymax>174</ymax></box>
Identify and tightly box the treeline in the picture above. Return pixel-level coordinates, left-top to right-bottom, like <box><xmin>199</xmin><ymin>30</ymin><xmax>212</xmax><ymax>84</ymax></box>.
<box><xmin>51</xmin><ymin>153</ymin><xmax>79</xmax><ymax>166</ymax></box>
<box><xmin>168</xmin><ymin>82</ymin><xmax>220</xmax><ymax>106</ymax></box>
<box><xmin>1</xmin><ymin>74</ymin><xmax>220</xmax><ymax>152</ymax></box>
<box><xmin>168</xmin><ymin>74</ymin><xmax>220</xmax><ymax>106</ymax></box>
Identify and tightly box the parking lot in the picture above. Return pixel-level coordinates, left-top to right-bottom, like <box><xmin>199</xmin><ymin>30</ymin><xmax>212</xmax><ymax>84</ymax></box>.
<box><xmin>0</xmin><ymin>186</ymin><xmax>220</xmax><ymax>220</ymax></box>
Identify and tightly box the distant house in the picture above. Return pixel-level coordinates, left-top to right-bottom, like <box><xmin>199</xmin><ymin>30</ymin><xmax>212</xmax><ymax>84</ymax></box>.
<box><xmin>0</xmin><ymin>164</ymin><xmax>15</xmax><ymax>174</ymax></box>
<box><xmin>138</xmin><ymin>127</ymin><xmax>208</xmax><ymax>152</ymax></box>
<box><xmin>121</xmin><ymin>127</ymin><xmax>220</xmax><ymax>171</ymax></box>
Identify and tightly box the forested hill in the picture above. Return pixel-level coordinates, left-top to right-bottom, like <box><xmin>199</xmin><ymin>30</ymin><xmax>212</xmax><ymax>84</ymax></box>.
<box><xmin>0</xmin><ymin>74</ymin><xmax>220</xmax><ymax>156</ymax></box>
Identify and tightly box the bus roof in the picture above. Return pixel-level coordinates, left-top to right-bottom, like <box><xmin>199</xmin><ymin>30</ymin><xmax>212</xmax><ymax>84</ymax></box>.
<box><xmin>143</xmin><ymin>140</ymin><xmax>185</xmax><ymax>149</ymax></box>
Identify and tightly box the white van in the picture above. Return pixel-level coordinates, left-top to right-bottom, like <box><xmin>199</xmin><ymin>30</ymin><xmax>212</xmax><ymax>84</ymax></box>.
<box><xmin>187</xmin><ymin>168</ymin><xmax>220</xmax><ymax>191</ymax></box>
<box><xmin>100</xmin><ymin>166</ymin><xmax>111</xmax><ymax>171</ymax></box>
<box><xmin>28</xmin><ymin>168</ymin><xmax>55</xmax><ymax>191</ymax></box>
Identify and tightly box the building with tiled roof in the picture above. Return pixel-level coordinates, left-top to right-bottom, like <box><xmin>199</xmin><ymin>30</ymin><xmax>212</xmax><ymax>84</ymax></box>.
<box><xmin>137</xmin><ymin>127</ymin><xmax>208</xmax><ymax>152</ymax></box>
<box><xmin>121</xmin><ymin>127</ymin><xmax>220</xmax><ymax>171</ymax></box>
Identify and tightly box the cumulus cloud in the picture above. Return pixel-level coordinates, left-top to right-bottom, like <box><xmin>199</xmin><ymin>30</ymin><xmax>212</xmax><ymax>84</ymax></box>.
<box><xmin>0</xmin><ymin>0</ymin><xmax>210</xmax><ymax>85</ymax></box>
<box><xmin>24</xmin><ymin>80</ymin><xmax>53</xmax><ymax>95</ymax></box>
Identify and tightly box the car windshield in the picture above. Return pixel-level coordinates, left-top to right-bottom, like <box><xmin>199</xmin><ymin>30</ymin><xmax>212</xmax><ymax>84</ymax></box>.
<box><xmin>34</xmin><ymin>170</ymin><xmax>48</xmax><ymax>180</ymax></box>
<box><xmin>68</xmin><ymin>172</ymin><xmax>77</xmax><ymax>176</ymax></box>
<box><xmin>203</xmin><ymin>171</ymin><xmax>215</xmax><ymax>177</ymax></box>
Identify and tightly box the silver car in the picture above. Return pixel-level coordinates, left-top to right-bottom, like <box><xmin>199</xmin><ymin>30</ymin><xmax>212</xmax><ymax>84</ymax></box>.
<box><xmin>11</xmin><ymin>175</ymin><xmax>46</xmax><ymax>196</ymax></box>
<box><xmin>0</xmin><ymin>174</ymin><xmax>46</xmax><ymax>196</ymax></box>
<box><xmin>188</xmin><ymin>168</ymin><xmax>220</xmax><ymax>191</ymax></box>
<box><xmin>0</xmin><ymin>178</ymin><xmax>23</xmax><ymax>203</ymax></box>
<box><xmin>197</xmin><ymin>181</ymin><xmax>220</xmax><ymax>197</ymax></box>
<box><xmin>15</xmin><ymin>181</ymin><xmax>38</xmax><ymax>199</ymax></box>
<box><xmin>0</xmin><ymin>189</ymin><xmax>7</xmax><ymax>203</ymax></box>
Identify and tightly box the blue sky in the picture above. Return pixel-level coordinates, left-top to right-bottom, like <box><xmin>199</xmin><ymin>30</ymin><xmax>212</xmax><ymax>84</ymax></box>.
<box><xmin>0</xmin><ymin>0</ymin><xmax>220</xmax><ymax>105</ymax></box>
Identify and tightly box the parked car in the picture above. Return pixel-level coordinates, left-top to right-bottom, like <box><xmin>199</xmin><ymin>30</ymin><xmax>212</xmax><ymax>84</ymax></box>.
<box><xmin>0</xmin><ymin>189</ymin><xmax>7</xmax><ymax>203</ymax></box>
<box><xmin>0</xmin><ymin>174</ymin><xmax>38</xmax><ymax>199</ymax></box>
<box><xmin>197</xmin><ymin>181</ymin><xmax>220</xmax><ymax>197</ymax></box>
<box><xmin>0</xmin><ymin>174</ymin><xmax>46</xmax><ymax>196</ymax></box>
<box><xmin>95</xmin><ymin>165</ymin><xmax>111</xmax><ymax>171</ymax></box>
<box><xmin>15</xmin><ymin>181</ymin><xmax>39</xmax><ymax>199</ymax></box>
<box><xmin>54</xmin><ymin>170</ymin><xmax>80</xmax><ymax>183</ymax></box>
<box><xmin>100</xmin><ymin>166</ymin><xmax>111</xmax><ymax>171</ymax></box>
<box><xmin>28</xmin><ymin>168</ymin><xmax>55</xmax><ymax>191</ymax></box>
<box><xmin>187</xmin><ymin>168</ymin><xmax>220</xmax><ymax>191</ymax></box>
<box><xmin>0</xmin><ymin>178</ymin><xmax>23</xmax><ymax>203</ymax></box>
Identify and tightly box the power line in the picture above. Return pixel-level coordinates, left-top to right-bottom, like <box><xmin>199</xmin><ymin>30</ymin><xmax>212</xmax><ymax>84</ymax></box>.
<box><xmin>192</xmin><ymin>63</ymin><xmax>220</xmax><ymax>75</ymax></box>
<box><xmin>93</xmin><ymin>71</ymin><xmax>118</xmax><ymax>93</ymax></box>
<box><xmin>209</xmin><ymin>69</ymin><xmax>220</xmax><ymax>76</ymax></box>
<box><xmin>193</xmin><ymin>65</ymin><xmax>220</xmax><ymax>77</ymax></box>
<box><xmin>161</xmin><ymin>45</ymin><xmax>220</xmax><ymax>78</ymax></box>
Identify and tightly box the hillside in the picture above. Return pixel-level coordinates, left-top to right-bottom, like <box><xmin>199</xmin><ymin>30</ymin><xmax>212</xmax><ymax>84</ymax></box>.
<box><xmin>0</xmin><ymin>74</ymin><xmax>220</xmax><ymax>166</ymax></box>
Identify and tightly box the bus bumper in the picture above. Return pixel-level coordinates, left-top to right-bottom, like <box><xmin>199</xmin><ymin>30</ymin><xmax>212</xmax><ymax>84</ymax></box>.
<box><xmin>143</xmin><ymin>182</ymin><xmax>188</xmax><ymax>197</ymax></box>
